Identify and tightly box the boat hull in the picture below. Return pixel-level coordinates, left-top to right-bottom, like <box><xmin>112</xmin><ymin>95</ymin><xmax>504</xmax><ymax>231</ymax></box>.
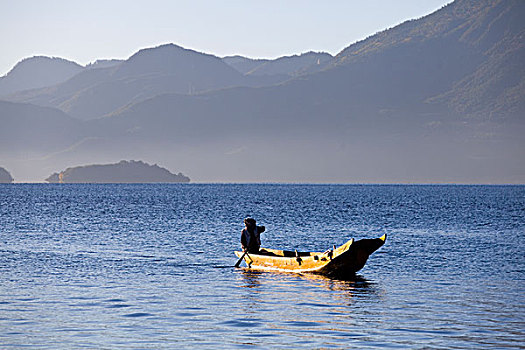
<box><xmin>235</xmin><ymin>234</ymin><xmax>386</xmax><ymax>277</ymax></box>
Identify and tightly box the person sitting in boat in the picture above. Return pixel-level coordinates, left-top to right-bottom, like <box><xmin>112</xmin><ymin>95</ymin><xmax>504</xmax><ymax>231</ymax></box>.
<box><xmin>241</xmin><ymin>217</ymin><xmax>265</xmax><ymax>253</ymax></box>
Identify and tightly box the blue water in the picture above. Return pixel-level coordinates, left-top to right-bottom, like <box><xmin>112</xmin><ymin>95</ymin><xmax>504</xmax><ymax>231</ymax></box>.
<box><xmin>0</xmin><ymin>184</ymin><xmax>523</xmax><ymax>349</ymax></box>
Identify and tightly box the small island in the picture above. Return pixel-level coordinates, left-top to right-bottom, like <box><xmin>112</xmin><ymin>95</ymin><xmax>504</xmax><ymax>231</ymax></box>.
<box><xmin>0</xmin><ymin>167</ymin><xmax>14</xmax><ymax>183</ymax></box>
<box><xmin>45</xmin><ymin>160</ymin><xmax>190</xmax><ymax>183</ymax></box>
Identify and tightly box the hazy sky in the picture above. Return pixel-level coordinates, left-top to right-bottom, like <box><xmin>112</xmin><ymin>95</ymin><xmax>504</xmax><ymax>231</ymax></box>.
<box><xmin>1</xmin><ymin>0</ymin><xmax>452</xmax><ymax>76</ymax></box>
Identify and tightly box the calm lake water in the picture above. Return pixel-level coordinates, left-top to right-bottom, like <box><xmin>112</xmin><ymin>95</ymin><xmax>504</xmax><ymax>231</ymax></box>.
<box><xmin>0</xmin><ymin>184</ymin><xmax>523</xmax><ymax>349</ymax></box>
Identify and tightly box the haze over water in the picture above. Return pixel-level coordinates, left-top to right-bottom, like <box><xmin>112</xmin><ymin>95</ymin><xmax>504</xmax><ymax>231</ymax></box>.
<box><xmin>0</xmin><ymin>184</ymin><xmax>523</xmax><ymax>348</ymax></box>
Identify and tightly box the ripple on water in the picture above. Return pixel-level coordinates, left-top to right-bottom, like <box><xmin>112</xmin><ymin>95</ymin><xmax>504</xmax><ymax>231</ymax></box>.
<box><xmin>105</xmin><ymin>303</ymin><xmax>131</xmax><ymax>309</ymax></box>
<box><xmin>221</xmin><ymin>320</ymin><xmax>264</xmax><ymax>328</ymax></box>
<box><xmin>122</xmin><ymin>312</ymin><xmax>153</xmax><ymax>318</ymax></box>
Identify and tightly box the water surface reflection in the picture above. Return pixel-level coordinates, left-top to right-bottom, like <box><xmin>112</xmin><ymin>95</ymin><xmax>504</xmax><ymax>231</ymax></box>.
<box><xmin>229</xmin><ymin>269</ymin><xmax>386</xmax><ymax>347</ymax></box>
<box><xmin>238</xmin><ymin>268</ymin><xmax>377</xmax><ymax>296</ymax></box>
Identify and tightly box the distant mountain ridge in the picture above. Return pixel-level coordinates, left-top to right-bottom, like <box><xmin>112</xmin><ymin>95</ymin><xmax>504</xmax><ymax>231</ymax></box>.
<box><xmin>223</xmin><ymin>51</ymin><xmax>333</xmax><ymax>76</ymax></box>
<box><xmin>3</xmin><ymin>47</ymin><xmax>334</xmax><ymax>121</ymax></box>
<box><xmin>221</xmin><ymin>56</ymin><xmax>268</xmax><ymax>74</ymax></box>
<box><xmin>85</xmin><ymin>59</ymin><xmax>124</xmax><ymax>70</ymax></box>
<box><xmin>0</xmin><ymin>56</ymin><xmax>83</xmax><ymax>96</ymax></box>
<box><xmin>0</xmin><ymin>100</ymin><xmax>84</xmax><ymax>153</ymax></box>
<box><xmin>0</xmin><ymin>0</ymin><xmax>523</xmax><ymax>183</ymax></box>
<box><xmin>330</xmin><ymin>0</ymin><xmax>525</xmax><ymax>119</ymax></box>
<box><xmin>6</xmin><ymin>44</ymin><xmax>282</xmax><ymax>120</ymax></box>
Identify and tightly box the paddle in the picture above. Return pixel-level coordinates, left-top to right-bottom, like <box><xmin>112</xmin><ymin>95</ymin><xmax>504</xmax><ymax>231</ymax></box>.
<box><xmin>234</xmin><ymin>250</ymin><xmax>249</xmax><ymax>268</ymax></box>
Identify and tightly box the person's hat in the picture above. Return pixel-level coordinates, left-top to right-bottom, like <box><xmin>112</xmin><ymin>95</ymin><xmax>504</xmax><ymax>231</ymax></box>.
<box><xmin>244</xmin><ymin>217</ymin><xmax>256</xmax><ymax>225</ymax></box>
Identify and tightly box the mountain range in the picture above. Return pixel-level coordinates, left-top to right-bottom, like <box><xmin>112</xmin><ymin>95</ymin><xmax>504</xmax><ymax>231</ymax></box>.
<box><xmin>0</xmin><ymin>0</ymin><xmax>523</xmax><ymax>183</ymax></box>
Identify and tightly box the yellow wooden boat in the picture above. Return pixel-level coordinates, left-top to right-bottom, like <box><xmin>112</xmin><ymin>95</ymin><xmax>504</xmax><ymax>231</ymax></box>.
<box><xmin>235</xmin><ymin>234</ymin><xmax>386</xmax><ymax>278</ymax></box>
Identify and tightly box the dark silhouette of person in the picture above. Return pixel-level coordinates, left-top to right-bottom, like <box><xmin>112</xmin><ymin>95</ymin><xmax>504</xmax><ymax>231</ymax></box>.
<box><xmin>241</xmin><ymin>217</ymin><xmax>265</xmax><ymax>253</ymax></box>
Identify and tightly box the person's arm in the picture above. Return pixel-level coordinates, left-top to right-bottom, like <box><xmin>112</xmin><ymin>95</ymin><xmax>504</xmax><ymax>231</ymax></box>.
<box><xmin>256</xmin><ymin>226</ymin><xmax>265</xmax><ymax>247</ymax></box>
